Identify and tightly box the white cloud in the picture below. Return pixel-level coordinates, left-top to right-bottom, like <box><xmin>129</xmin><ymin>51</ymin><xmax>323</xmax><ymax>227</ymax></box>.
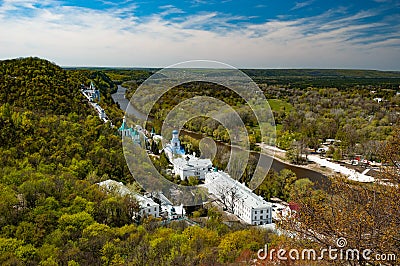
<box><xmin>158</xmin><ymin>5</ymin><xmax>185</xmax><ymax>16</ymax></box>
<box><xmin>0</xmin><ymin>2</ymin><xmax>399</xmax><ymax>70</ymax></box>
<box><xmin>291</xmin><ymin>0</ymin><xmax>314</xmax><ymax>11</ymax></box>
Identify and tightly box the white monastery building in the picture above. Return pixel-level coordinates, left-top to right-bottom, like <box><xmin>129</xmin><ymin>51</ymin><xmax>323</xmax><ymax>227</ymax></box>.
<box><xmin>98</xmin><ymin>179</ymin><xmax>159</xmax><ymax>218</ymax></box>
<box><xmin>204</xmin><ymin>171</ymin><xmax>273</xmax><ymax>225</ymax></box>
<box><xmin>172</xmin><ymin>155</ymin><xmax>213</xmax><ymax>181</ymax></box>
<box><xmin>156</xmin><ymin>192</ymin><xmax>186</xmax><ymax>220</ymax></box>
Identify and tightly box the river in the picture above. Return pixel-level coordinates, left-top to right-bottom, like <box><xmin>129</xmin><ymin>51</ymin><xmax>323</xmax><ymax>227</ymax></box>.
<box><xmin>111</xmin><ymin>85</ymin><xmax>148</xmax><ymax>120</ymax></box>
<box><xmin>112</xmin><ymin>85</ymin><xmax>328</xmax><ymax>188</ymax></box>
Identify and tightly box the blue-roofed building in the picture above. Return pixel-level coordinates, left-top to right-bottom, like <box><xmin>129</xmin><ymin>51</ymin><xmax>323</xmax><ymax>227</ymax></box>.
<box><xmin>164</xmin><ymin>129</ymin><xmax>185</xmax><ymax>160</ymax></box>
<box><xmin>170</xmin><ymin>129</ymin><xmax>185</xmax><ymax>155</ymax></box>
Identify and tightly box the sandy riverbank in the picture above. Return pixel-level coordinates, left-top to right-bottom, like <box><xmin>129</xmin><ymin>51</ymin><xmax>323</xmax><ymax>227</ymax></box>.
<box><xmin>258</xmin><ymin>143</ymin><xmax>375</xmax><ymax>182</ymax></box>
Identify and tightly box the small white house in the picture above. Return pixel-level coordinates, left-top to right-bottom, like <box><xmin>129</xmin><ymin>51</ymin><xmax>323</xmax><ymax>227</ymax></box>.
<box><xmin>317</xmin><ymin>147</ymin><xmax>328</xmax><ymax>153</ymax></box>
<box><xmin>162</xmin><ymin>204</ymin><xmax>186</xmax><ymax>220</ymax></box>
<box><xmin>156</xmin><ymin>192</ymin><xmax>186</xmax><ymax>220</ymax></box>
<box><xmin>323</xmin><ymin>139</ymin><xmax>341</xmax><ymax>145</ymax></box>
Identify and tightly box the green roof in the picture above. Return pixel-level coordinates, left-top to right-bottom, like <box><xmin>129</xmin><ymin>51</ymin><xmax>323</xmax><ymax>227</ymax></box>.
<box><xmin>118</xmin><ymin>121</ymin><xmax>130</xmax><ymax>131</ymax></box>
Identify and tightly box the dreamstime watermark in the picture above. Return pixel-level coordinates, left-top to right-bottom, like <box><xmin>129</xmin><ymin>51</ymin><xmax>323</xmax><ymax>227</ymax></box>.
<box><xmin>122</xmin><ymin>60</ymin><xmax>276</xmax><ymax>206</ymax></box>
<box><xmin>257</xmin><ymin>237</ymin><xmax>397</xmax><ymax>262</ymax></box>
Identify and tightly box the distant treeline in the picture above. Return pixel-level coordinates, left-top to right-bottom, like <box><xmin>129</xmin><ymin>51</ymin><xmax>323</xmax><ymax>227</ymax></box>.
<box><xmin>243</xmin><ymin>69</ymin><xmax>400</xmax><ymax>89</ymax></box>
<box><xmin>65</xmin><ymin>67</ymin><xmax>400</xmax><ymax>89</ymax></box>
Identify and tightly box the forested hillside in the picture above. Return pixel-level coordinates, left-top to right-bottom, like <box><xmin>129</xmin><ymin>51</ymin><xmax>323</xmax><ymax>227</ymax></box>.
<box><xmin>0</xmin><ymin>58</ymin><xmax>86</xmax><ymax>115</ymax></box>
<box><xmin>0</xmin><ymin>58</ymin><xmax>277</xmax><ymax>265</ymax></box>
<box><xmin>0</xmin><ymin>58</ymin><xmax>137</xmax><ymax>264</ymax></box>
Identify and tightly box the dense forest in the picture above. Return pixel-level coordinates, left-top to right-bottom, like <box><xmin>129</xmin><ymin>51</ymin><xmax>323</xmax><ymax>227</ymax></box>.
<box><xmin>0</xmin><ymin>58</ymin><xmax>285</xmax><ymax>265</ymax></box>
<box><xmin>122</xmin><ymin>68</ymin><xmax>399</xmax><ymax>163</ymax></box>
<box><xmin>243</xmin><ymin>68</ymin><xmax>400</xmax><ymax>89</ymax></box>
<box><xmin>0</xmin><ymin>58</ymin><xmax>398</xmax><ymax>265</ymax></box>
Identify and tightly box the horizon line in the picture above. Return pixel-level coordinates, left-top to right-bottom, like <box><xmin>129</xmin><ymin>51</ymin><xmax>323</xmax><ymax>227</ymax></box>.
<box><xmin>61</xmin><ymin>65</ymin><xmax>400</xmax><ymax>72</ymax></box>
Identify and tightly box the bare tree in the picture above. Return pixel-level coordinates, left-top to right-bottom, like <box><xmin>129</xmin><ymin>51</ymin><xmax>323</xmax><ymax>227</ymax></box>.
<box><xmin>216</xmin><ymin>184</ymin><xmax>241</xmax><ymax>214</ymax></box>
<box><xmin>216</xmin><ymin>184</ymin><xmax>230</xmax><ymax>211</ymax></box>
<box><xmin>226</xmin><ymin>186</ymin><xmax>241</xmax><ymax>214</ymax></box>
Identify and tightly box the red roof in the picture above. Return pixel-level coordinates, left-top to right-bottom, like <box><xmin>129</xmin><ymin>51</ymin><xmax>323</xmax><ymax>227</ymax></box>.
<box><xmin>288</xmin><ymin>202</ymin><xmax>300</xmax><ymax>211</ymax></box>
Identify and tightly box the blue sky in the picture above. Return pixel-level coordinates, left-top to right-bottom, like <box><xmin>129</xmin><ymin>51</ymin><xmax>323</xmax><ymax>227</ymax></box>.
<box><xmin>0</xmin><ymin>0</ymin><xmax>399</xmax><ymax>69</ymax></box>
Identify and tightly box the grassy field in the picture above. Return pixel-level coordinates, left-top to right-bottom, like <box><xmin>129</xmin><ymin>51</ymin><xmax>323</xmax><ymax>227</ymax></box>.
<box><xmin>268</xmin><ymin>99</ymin><xmax>293</xmax><ymax>112</ymax></box>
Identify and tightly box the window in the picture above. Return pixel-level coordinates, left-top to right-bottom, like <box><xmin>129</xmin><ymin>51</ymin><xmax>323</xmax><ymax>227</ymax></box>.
<box><xmin>260</xmin><ymin>216</ymin><xmax>263</xmax><ymax>220</ymax></box>
<box><xmin>255</xmin><ymin>211</ymin><xmax>257</xmax><ymax>214</ymax></box>
<box><xmin>154</xmin><ymin>207</ymin><xmax>157</xmax><ymax>211</ymax></box>
<box><xmin>254</xmin><ymin>216</ymin><xmax>257</xmax><ymax>220</ymax></box>
<box><xmin>260</xmin><ymin>210</ymin><xmax>263</xmax><ymax>214</ymax></box>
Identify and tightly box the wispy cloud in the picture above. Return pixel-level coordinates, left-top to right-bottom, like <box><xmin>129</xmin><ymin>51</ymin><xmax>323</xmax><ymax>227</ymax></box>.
<box><xmin>0</xmin><ymin>1</ymin><xmax>398</xmax><ymax>69</ymax></box>
<box><xmin>190</xmin><ymin>0</ymin><xmax>212</xmax><ymax>7</ymax></box>
<box><xmin>291</xmin><ymin>0</ymin><xmax>314</xmax><ymax>11</ymax></box>
<box><xmin>159</xmin><ymin>5</ymin><xmax>185</xmax><ymax>16</ymax></box>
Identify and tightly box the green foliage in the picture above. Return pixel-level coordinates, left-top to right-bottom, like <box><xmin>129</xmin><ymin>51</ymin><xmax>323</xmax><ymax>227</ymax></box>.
<box><xmin>291</xmin><ymin>178</ymin><xmax>314</xmax><ymax>199</ymax></box>
<box><xmin>245</xmin><ymin>68</ymin><xmax>400</xmax><ymax>89</ymax></box>
<box><xmin>255</xmin><ymin>169</ymin><xmax>298</xmax><ymax>201</ymax></box>
<box><xmin>58</xmin><ymin>212</ymin><xmax>95</xmax><ymax>232</ymax></box>
<box><xmin>0</xmin><ymin>57</ymin><xmax>88</xmax><ymax>115</ymax></box>
<box><xmin>268</xmin><ymin>99</ymin><xmax>293</xmax><ymax>112</ymax></box>
<box><xmin>1</xmin><ymin>59</ymin><xmax>397</xmax><ymax>265</ymax></box>
<box><xmin>218</xmin><ymin>228</ymin><xmax>266</xmax><ymax>263</ymax></box>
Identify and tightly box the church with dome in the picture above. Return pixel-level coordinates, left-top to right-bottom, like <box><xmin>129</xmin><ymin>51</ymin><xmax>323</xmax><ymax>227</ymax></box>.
<box><xmin>118</xmin><ymin>116</ymin><xmax>143</xmax><ymax>146</ymax></box>
<box><xmin>164</xmin><ymin>130</ymin><xmax>212</xmax><ymax>181</ymax></box>
<box><xmin>164</xmin><ymin>129</ymin><xmax>186</xmax><ymax>158</ymax></box>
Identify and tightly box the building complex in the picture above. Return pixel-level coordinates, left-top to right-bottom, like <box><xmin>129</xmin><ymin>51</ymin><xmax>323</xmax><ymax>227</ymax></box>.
<box><xmin>114</xmin><ymin>126</ymin><xmax>274</xmax><ymax>226</ymax></box>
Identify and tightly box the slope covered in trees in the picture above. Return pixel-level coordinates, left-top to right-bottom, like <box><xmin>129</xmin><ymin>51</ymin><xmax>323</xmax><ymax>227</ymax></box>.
<box><xmin>0</xmin><ymin>58</ymin><xmax>138</xmax><ymax>264</ymax></box>
<box><xmin>0</xmin><ymin>58</ymin><xmax>282</xmax><ymax>265</ymax></box>
<box><xmin>0</xmin><ymin>57</ymin><xmax>87</xmax><ymax>115</ymax></box>
<box><xmin>1</xmin><ymin>59</ymin><xmax>397</xmax><ymax>265</ymax></box>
